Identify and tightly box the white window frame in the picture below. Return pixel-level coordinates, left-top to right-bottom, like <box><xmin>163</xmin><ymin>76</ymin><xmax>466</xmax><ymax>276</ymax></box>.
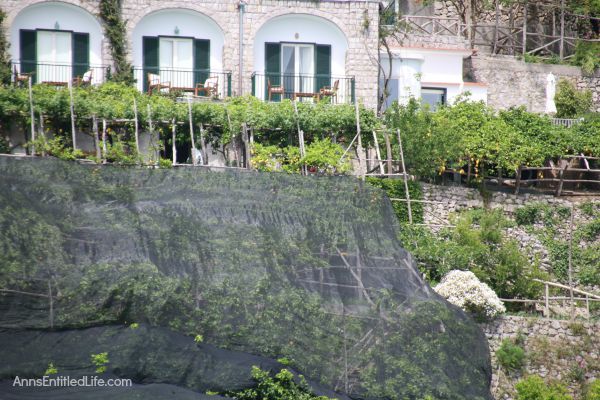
<box><xmin>36</xmin><ymin>30</ymin><xmax>72</xmax><ymax>83</ymax></box>
<box><xmin>281</xmin><ymin>43</ymin><xmax>314</xmax><ymax>95</ymax></box>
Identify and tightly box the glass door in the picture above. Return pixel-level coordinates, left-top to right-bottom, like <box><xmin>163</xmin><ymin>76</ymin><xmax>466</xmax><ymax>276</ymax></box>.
<box><xmin>37</xmin><ymin>31</ymin><xmax>71</xmax><ymax>83</ymax></box>
<box><xmin>160</xmin><ymin>38</ymin><xmax>193</xmax><ymax>89</ymax></box>
<box><xmin>281</xmin><ymin>44</ymin><xmax>314</xmax><ymax>98</ymax></box>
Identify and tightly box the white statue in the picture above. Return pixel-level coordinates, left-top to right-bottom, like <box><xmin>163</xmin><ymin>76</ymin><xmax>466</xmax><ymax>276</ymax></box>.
<box><xmin>545</xmin><ymin>73</ymin><xmax>557</xmax><ymax>114</ymax></box>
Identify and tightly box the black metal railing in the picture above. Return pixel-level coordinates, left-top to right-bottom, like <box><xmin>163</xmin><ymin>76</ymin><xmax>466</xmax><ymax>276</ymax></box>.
<box><xmin>11</xmin><ymin>61</ymin><xmax>108</xmax><ymax>86</ymax></box>
<box><xmin>133</xmin><ymin>67</ymin><xmax>232</xmax><ymax>98</ymax></box>
<box><xmin>251</xmin><ymin>72</ymin><xmax>355</xmax><ymax>104</ymax></box>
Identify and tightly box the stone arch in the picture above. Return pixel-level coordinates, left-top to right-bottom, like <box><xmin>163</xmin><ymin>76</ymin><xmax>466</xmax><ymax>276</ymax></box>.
<box><xmin>126</xmin><ymin>2</ymin><xmax>231</xmax><ymax>46</ymax></box>
<box><xmin>249</xmin><ymin>9</ymin><xmax>352</xmax><ymax>46</ymax></box>
<box><xmin>7</xmin><ymin>1</ymin><xmax>102</xmax><ymax>40</ymax></box>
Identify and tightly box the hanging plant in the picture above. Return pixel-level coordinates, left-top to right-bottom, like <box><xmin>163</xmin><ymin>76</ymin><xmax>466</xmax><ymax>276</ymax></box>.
<box><xmin>99</xmin><ymin>0</ymin><xmax>133</xmax><ymax>84</ymax></box>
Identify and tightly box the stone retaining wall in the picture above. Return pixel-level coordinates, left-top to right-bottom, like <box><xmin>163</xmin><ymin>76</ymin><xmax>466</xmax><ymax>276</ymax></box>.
<box><xmin>467</xmin><ymin>55</ymin><xmax>600</xmax><ymax>113</ymax></box>
<box><xmin>483</xmin><ymin>316</ymin><xmax>600</xmax><ymax>399</ymax></box>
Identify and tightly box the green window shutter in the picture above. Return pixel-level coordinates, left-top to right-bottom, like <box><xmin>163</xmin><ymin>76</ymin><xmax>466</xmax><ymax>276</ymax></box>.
<box><xmin>264</xmin><ymin>42</ymin><xmax>281</xmax><ymax>101</ymax></box>
<box><xmin>142</xmin><ymin>36</ymin><xmax>159</xmax><ymax>92</ymax></box>
<box><xmin>72</xmin><ymin>32</ymin><xmax>89</xmax><ymax>79</ymax></box>
<box><xmin>315</xmin><ymin>44</ymin><xmax>331</xmax><ymax>95</ymax></box>
<box><xmin>193</xmin><ymin>39</ymin><xmax>210</xmax><ymax>86</ymax></box>
<box><xmin>20</xmin><ymin>30</ymin><xmax>37</xmax><ymax>83</ymax></box>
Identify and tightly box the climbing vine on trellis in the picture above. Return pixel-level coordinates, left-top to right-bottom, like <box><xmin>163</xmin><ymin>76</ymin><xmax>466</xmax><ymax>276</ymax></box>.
<box><xmin>99</xmin><ymin>0</ymin><xmax>133</xmax><ymax>84</ymax></box>
<box><xmin>0</xmin><ymin>8</ymin><xmax>11</xmax><ymax>85</ymax></box>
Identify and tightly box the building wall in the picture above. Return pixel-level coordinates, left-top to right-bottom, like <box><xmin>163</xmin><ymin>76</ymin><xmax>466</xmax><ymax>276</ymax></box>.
<box><xmin>6</xmin><ymin>1</ymin><xmax>106</xmax><ymax>68</ymax></box>
<box><xmin>1</xmin><ymin>0</ymin><xmax>381</xmax><ymax>108</ymax></box>
<box><xmin>467</xmin><ymin>55</ymin><xmax>600</xmax><ymax>113</ymax></box>
<box><xmin>120</xmin><ymin>0</ymin><xmax>381</xmax><ymax>107</ymax></box>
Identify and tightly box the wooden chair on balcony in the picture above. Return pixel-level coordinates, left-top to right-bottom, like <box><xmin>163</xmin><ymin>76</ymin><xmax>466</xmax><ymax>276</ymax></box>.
<box><xmin>73</xmin><ymin>69</ymin><xmax>93</xmax><ymax>87</ymax></box>
<box><xmin>195</xmin><ymin>76</ymin><xmax>219</xmax><ymax>97</ymax></box>
<box><xmin>319</xmin><ymin>79</ymin><xmax>339</xmax><ymax>103</ymax></box>
<box><xmin>13</xmin><ymin>66</ymin><xmax>33</xmax><ymax>87</ymax></box>
<box><xmin>147</xmin><ymin>73</ymin><xmax>170</xmax><ymax>95</ymax></box>
<box><xmin>267</xmin><ymin>78</ymin><xmax>285</xmax><ymax>101</ymax></box>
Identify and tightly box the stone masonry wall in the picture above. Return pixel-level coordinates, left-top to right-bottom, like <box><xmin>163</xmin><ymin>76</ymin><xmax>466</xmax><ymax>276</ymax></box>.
<box><xmin>483</xmin><ymin>316</ymin><xmax>600</xmax><ymax>399</ymax></box>
<box><xmin>467</xmin><ymin>55</ymin><xmax>600</xmax><ymax>113</ymax></box>
<box><xmin>1</xmin><ymin>0</ymin><xmax>381</xmax><ymax>108</ymax></box>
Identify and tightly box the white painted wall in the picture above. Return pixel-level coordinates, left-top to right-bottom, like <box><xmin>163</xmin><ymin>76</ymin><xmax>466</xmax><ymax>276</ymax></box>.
<box><xmin>381</xmin><ymin>48</ymin><xmax>488</xmax><ymax>107</ymax></box>
<box><xmin>10</xmin><ymin>2</ymin><xmax>104</xmax><ymax>66</ymax></box>
<box><xmin>131</xmin><ymin>9</ymin><xmax>224</xmax><ymax>71</ymax></box>
<box><xmin>253</xmin><ymin>14</ymin><xmax>348</xmax><ymax>77</ymax></box>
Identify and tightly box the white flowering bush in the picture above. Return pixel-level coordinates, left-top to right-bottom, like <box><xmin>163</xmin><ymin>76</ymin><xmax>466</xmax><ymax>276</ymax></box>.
<box><xmin>434</xmin><ymin>270</ymin><xmax>506</xmax><ymax>320</ymax></box>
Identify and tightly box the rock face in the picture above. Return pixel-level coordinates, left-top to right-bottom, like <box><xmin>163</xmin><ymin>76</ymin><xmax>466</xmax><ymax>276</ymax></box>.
<box><xmin>0</xmin><ymin>156</ymin><xmax>492</xmax><ymax>399</ymax></box>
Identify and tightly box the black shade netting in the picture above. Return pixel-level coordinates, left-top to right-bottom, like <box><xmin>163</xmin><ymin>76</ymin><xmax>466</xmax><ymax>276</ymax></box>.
<box><xmin>0</xmin><ymin>156</ymin><xmax>492</xmax><ymax>399</ymax></box>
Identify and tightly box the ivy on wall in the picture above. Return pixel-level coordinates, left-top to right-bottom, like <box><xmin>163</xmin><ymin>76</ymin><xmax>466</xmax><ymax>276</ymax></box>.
<box><xmin>0</xmin><ymin>8</ymin><xmax>11</xmax><ymax>85</ymax></box>
<box><xmin>99</xmin><ymin>0</ymin><xmax>133</xmax><ymax>84</ymax></box>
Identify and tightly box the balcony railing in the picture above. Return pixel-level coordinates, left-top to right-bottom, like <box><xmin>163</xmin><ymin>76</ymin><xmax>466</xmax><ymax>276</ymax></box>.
<box><xmin>133</xmin><ymin>67</ymin><xmax>232</xmax><ymax>98</ymax></box>
<box><xmin>11</xmin><ymin>61</ymin><xmax>108</xmax><ymax>86</ymax></box>
<box><xmin>251</xmin><ymin>72</ymin><xmax>355</xmax><ymax>104</ymax></box>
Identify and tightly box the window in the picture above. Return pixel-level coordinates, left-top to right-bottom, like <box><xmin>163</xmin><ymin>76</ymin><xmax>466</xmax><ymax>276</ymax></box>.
<box><xmin>142</xmin><ymin>37</ymin><xmax>210</xmax><ymax>92</ymax></box>
<box><xmin>20</xmin><ymin>29</ymin><xmax>89</xmax><ymax>84</ymax></box>
<box><xmin>37</xmin><ymin>31</ymin><xmax>71</xmax><ymax>83</ymax></box>
<box><xmin>421</xmin><ymin>87</ymin><xmax>446</xmax><ymax>110</ymax></box>
<box><xmin>263</xmin><ymin>43</ymin><xmax>331</xmax><ymax>101</ymax></box>
<box><xmin>281</xmin><ymin>43</ymin><xmax>314</xmax><ymax>94</ymax></box>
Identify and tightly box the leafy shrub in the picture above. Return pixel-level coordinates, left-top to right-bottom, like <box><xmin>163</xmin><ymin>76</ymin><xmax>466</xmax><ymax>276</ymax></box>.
<box><xmin>0</xmin><ymin>135</ymin><xmax>9</xmax><ymax>153</ymax></box>
<box><xmin>572</xmin><ymin>41</ymin><xmax>600</xmax><ymax>74</ymax></box>
<box><xmin>515</xmin><ymin>375</ymin><xmax>572</xmax><ymax>400</ymax></box>
<box><xmin>555</xmin><ymin>79</ymin><xmax>593</xmax><ymax>118</ymax></box>
<box><xmin>515</xmin><ymin>204</ymin><xmax>543</xmax><ymax>226</ymax></box>
<box><xmin>250</xmin><ymin>140</ymin><xmax>349</xmax><ymax>175</ymax></box>
<box><xmin>225</xmin><ymin>366</ymin><xmax>334</xmax><ymax>400</ymax></box>
<box><xmin>496</xmin><ymin>339</ymin><xmax>526</xmax><ymax>372</ymax></box>
<box><xmin>91</xmin><ymin>352</ymin><xmax>109</xmax><ymax>374</ymax></box>
<box><xmin>27</xmin><ymin>136</ymin><xmax>84</xmax><ymax>161</ymax></box>
<box><xmin>366</xmin><ymin>177</ymin><xmax>423</xmax><ymax>223</ymax></box>
<box><xmin>586</xmin><ymin>379</ymin><xmax>600</xmax><ymax>400</ymax></box>
<box><xmin>434</xmin><ymin>270</ymin><xmax>506</xmax><ymax>320</ymax></box>
<box><xmin>158</xmin><ymin>158</ymin><xmax>172</xmax><ymax>168</ymax></box>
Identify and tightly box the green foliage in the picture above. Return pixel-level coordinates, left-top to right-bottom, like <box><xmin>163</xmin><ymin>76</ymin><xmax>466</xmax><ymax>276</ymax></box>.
<box><xmin>366</xmin><ymin>177</ymin><xmax>423</xmax><ymax>223</ymax></box>
<box><xmin>99</xmin><ymin>0</ymin><xmax>133</xmax><ymax>84</ymax></box>
<box><xmin>0</xmin><ymin>135</ymin><xmax>9</xmax><ymax>153</ymax></box>
<box><xmin>194</xmin><ymin>334</ymin><xmax>204</xmax><ymax>343</ymax></box>
<box><xmin>0</xmin><ymin>8</ymin><xmax>11</xmax><ymax>85</ymax></box>
<box><xmin>225</xmin><ymin>367</ymin><xmax>333</xmax><ymax>400</ymax></box>
<box><xmin>516</xmin><ymin>375</ymin><xmax>572</xmax><ymax>400</ymax></box>
<box><xmin>158</xmin><ymin>158</ymin><xmax>173</xmax><ymax>168</ymax></box>
<box><xmin>44</xmin><ymin>362</ymin><xmax>58</xmax><ymax>376</ymax></box>
<box><xmin>555</xmin><ymin>79</ymin><xmax>593</xmax><ymax>118</ymax></box>
<box><xmin>250</xmin><ymin>140</ymin><xmax>350</xmax><ymax>175</ymax></box>
<box><xmin>515</xmin><ymin>204</ymin><xmax>544</xmax><ymax>225</ymax></box>
<box><xmin>496</xmin><ymin>339</ymin><xmax>526</xmax><ymax>372</ymax></box>
<box><xmin>572</xmin><ymin>41</ymin><xmax>600</xmax><ymax>74</ymax></box>
<box><xmin>586</xmin><ymin>379</ymin><xmax>600</xmax><ymax>400</ymax></box>
<box><xmin>91</xmin><ymin>352</ymin><xmax>109</xmax><ymax>374</ymax></box>
<box><xmin>27</xmin><ymin>136</ymin><xmax>84</xmax><ymax>161</ymax></box>
<box><xmin>399</xmin><ymin>209</ymin><xmax>544</xmax><ymax>304</ymax></box>
<box><xmin>384</xmin><ymin>99</ymin><xmax>595</xmax><ymax>182</ymax></box>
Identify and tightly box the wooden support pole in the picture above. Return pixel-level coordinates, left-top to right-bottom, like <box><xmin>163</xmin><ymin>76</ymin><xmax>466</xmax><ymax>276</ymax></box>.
<box><xmin>172</xmin><ymin>118</ymin><xmax>177</xmax><ymax>165</ymax></box>
<box><xmin>133</xmin><ymin>98</ymin><xmax>140</xmax><ymax>154</ymax></box>
<box><xmin>28</xmin><ymin>76</ymin><xmax>35</xmax><ymax>155</ymax></box>
<box><xmin>355</xmin><ymin>101</ymin><xmax>364</xmax><ymax>180</ymax></box>
<box><xmin>293</xmin><ymin>101</ymin><xmax>307</xmax><ymax>175</ymax></box>
<box><xmin>68</xmin><ymin>82</ymin><xmax>77</xmax><ymax>151</ymax></box>
<box><xmin>559</xmin><ymin>0</ymin><xmax>565</xmax><ymax>59</ymax></box>
<box><xmin>515</xmin><ymin>165</ymin><xmax>522</xmax><ymax>194</ymax></box>
<box><xmin>48</xmin><ymin>281</ymin><xmax>54</xmax><ymax>329</ymax></box>
<box><xmin>522</xmin><ymin>2</ymin><xmax>528</xmax><ymax>55</ymax></box>
<box><xmin>545</xmin><ymin>283</ymin><xmax>550</xmax><ymax>318</ymax></box>
<box><xmin>187</xmin><ymin>98</ymin><xmax>196</xmax><ymax>165</ymax></box>
<box><xmin>38</xmin><ymin>114</ymin><xmax>45</xmax><ymax>157</ymax></box>
<box><xmin>384</xmin><ymin>130</ymin><xmax>393</xmax><ymax>174</ymax></box>
<box><xmin>397</xmin><ymin>129</ymin><xmax>413</xmax><ymax>224</ymax></box>
<box><xmin>568</xmin><ymin>204</ymin><xmax>574</xmax><ymax>320</ymax></box>
<box><xmin>199</xmin><ymin>123</ymin><xmax>207</xmax><ymax>165</ymax></box>
<box><xmin>556</xmin><ymin>164</ymin><xmax>568</xmax><ymax>197</ymax></box>
<box><xmin>93</xmin><ymin>115</ymin><xmax>101</xmax><ymax>161</ymax></box>
<box><xmin>372</xmin><ymin>131</ymin><xmax>384</xmax><ymax>175</ymax></box>
<box><xmin>102</xmin><ymin>119</ymin><xmax>107</xmax><ymax>162</ymax></box>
